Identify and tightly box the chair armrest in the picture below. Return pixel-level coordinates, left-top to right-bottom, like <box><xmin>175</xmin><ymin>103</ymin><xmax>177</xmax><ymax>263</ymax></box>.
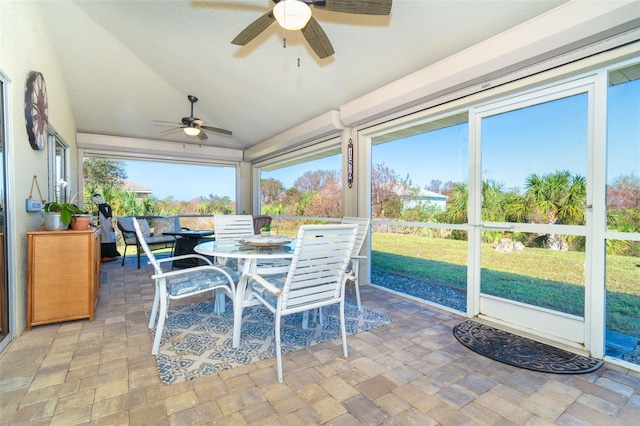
<box><xmin>239</xmin><ymin>273</ymin><xmax>282</xmax><ymax>296</ymax></box>
<box><xmin>155</xmin><ymin>254</ymin><xmax>214</xmax><ymax>266</ymax></box>
<box><xmin>152</xmin><ymin>264</ymin><xmax>236</xmax><ymax>289</ymax></box>
<box><xmin>117</xmin><ymin>224</ymin><xmax>135</xmax><ymax>237</ymax></box>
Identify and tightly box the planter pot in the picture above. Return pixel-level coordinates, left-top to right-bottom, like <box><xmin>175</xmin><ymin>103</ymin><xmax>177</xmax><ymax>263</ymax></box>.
<box><xmin>260</xmin><ymin>231</ymin><xmax>270</xmax><ymax>237</ymax></box>
<box><xmin>71</xmin><ymin>215</ymin><xmax>92</xmax><ymax>230</ymax></box>
<box><xmin>43</xmin><ymin>212</ymin><xmax>67</xmax><ymax>231</ymax></box>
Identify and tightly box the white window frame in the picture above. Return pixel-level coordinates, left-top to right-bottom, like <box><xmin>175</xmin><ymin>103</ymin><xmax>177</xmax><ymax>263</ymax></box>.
<box><xmin>47</xmin><ymin>129</ymin><xmax>70</xmax><ymax>204</ymax></box>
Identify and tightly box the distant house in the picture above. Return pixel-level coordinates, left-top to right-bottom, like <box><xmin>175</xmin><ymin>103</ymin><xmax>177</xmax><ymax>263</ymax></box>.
<box><xmin>123</xmin><ymin>180</ymin><xmax>153</xmax><ymax>199</ymax></box>
<box><xmin>401</xmin><ymin>188</ymin><xmax>447</xmax><ymax>210</ymax></box>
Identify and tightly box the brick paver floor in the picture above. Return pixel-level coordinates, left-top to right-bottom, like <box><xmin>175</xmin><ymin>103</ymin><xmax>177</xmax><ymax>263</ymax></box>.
<box><xmin>1</xmin><ymin>257</ymin><xmax>639</xmax><ymax>425</ymax></box>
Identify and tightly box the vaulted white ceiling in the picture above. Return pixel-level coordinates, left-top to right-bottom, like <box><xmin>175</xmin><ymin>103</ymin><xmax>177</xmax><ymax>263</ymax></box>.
<box><xmin>39</xmin><ymin>0</ymin><xmax>569</xmax><ymax>151</ymax></box>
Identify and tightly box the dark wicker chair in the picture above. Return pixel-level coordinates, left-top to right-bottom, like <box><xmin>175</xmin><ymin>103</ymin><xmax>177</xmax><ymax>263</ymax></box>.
<box><xmin>252</xmin><ymin>215</ymin><xmax>272</xmax><ymax>235</ymax></box>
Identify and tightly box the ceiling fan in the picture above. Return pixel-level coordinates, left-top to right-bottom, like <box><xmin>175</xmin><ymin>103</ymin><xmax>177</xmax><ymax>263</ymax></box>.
<box><xmin>231</xmin><ymin>0</ymin><xmax>392</xmax><ymax>59</ymax></box>
<box><xmin>153</xmin><ymin>95</ymin><xmax>232</xmax><ymax>141</ymax></box>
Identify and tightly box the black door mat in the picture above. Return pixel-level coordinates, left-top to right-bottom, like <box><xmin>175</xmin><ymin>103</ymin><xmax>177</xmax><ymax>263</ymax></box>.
<box><xmin>453</xmin><ymin>320</ymin><xmax>603</xmax><ymax>374</ymax></box>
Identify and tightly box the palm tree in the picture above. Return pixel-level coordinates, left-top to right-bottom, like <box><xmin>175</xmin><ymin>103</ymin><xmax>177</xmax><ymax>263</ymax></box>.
<box><xmin>523</xmin><ymin>170</ymin><xmax>587</xmax><ymax>249</ymax></box>
<box><xmin>439</xmin><ymin>182</ymin><xmax>468</xmax><ymax>224</ymax></box>
<box><xmin>524</xmin><ymin>171</ymin><xmax>586</xmax><ymax>225</ymax></box>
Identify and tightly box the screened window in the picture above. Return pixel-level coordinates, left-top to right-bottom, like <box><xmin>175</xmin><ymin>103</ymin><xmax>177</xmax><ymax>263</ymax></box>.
<box><xmin>48</xmin><ymin>132</ymin><xmax>69</xmax><ymax>204</ymax></box>
<box><xmin>259</xmin><ymin>148</ymin><xmax>342</xmax><ymax>219</ymax></box>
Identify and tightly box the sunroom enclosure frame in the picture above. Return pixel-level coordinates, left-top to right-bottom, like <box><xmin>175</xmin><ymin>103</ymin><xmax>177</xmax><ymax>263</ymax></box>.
<box><xmin>3</xmin><ymin>2</ymin><xmax>638</xmax><ymax>369</ymax></box>
<box><xmin>77</xmin><ymin>38</ymin><xmax>640</xmax><ymax>371</ymax></box>
<box><xmin>252</xmin><ymin>40</ymin><xmax>640</xmax><ymax>371</ymax></box>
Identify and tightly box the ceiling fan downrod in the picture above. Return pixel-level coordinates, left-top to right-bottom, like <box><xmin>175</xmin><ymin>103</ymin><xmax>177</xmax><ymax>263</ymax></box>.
<box><xmin>187</xmin><ymin>95</ymin><xmax>198</xmax><ymax>118</ymax></box>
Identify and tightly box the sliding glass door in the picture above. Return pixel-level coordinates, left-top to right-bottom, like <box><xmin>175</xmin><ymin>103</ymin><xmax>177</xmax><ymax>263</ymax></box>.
<box><xmin>0</xmin><ymin>78</ymin><xmax>9</xmax><ymax>351</ymax></box>
<box><xmin>605</xmin><ymin>62</ymin><xmax>640</xmax><ymax>366</ymax></box>
<box><xmin>471</xmin><ymin>79</ymin><xmax>593</xmax><ymax>347</ymax></box>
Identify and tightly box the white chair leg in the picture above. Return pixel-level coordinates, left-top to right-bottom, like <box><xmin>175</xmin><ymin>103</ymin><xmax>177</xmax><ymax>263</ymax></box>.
<box><xmin>339</xmin><ymin>299</ymin><xmax>348</xmax><ymax>357</ymax></box>
<box><xmin>232</xmin><ymin>298</ymin><xmax>243</xmax><ymax>348</ymax></box>
<box><xmin>307</xmin><ymin>308</ymin><xmax>323</xmax><ymax>328</ymax></box>
<box><xmin>152</xmin><ymin>295</ymin><xmax>168</xmax><ymax>355</ymax></box>
<box><xmin>354</xmin><ymin>259</ymin><xmax>362</xmax><ymax>311</ymax></box>
<box><xmin>149</xmin><ymin>283</ymin><xmax>160</xmax><ymax>329</ymax></box>
<box><xmin>214</xmin><ymin>289</ymin><xmax>226</xmax><ymax>315</ymax></box>
<box><xmin>275</xmin><ymin>313</ymin><xmax>283</xmax><ymax>383</ymax></box>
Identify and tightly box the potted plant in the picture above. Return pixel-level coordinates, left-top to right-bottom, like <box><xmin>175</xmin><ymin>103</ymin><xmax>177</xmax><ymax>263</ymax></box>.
<box><xmin>43</xmin><ymin>201</ymin><xmax>91</xmax><ymax>229</ymax></box>
<box><xmin>260</xmin><ymin>224</ymin><xmax>271</xmax><ymax>237</ymax></box>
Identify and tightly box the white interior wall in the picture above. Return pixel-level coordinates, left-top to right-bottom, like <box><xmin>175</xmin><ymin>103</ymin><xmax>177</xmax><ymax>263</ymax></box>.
<box><xmin>0</xmin><ymin>1</ymin><xmax>78</xmax><ymax>335</ymax></box>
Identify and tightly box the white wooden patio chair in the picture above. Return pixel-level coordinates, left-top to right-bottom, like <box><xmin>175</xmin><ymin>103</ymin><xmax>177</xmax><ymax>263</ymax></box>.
<box><xmin>341</xmin><ymin>216</ymin><xmax>371</xmax><ymax>311</ymax></box>
<box><xmin>213</xmin><ymin>214</ymin><xmax>254</xmax><ymax>269</ymax></box>
<box><xmin>236</xmin><ymin>223</ymin><xmax>358</xmax><ymax>383</ymax></box>
<box><xmin>133</xmin><ymin>218</ymin><xmax>237</xmax><ymax>355</ymax></box>
<box><xmin>214</xmin><ymin>214</ymin><xmax>290</xmax><ymax>276</ymax></box>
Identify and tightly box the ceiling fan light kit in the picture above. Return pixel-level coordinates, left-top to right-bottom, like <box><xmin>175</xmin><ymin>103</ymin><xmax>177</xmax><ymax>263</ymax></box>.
<box><xmin>231</xmin><ymin>0</ymin><xmax>392</xmax><ymax>60</ymax></box>
<box><xmin>153</xmin><ymin>95</ymin><xmax>232</xmax><ymax>141</ymax></box>
<box><xmin>183</xmin><ymin>127</ymin><xmax>200</xmax><ymax>136</ymax></box>
<box><xmin>274</xmin><ymin>0</ymin><xmax>312</xmax><ymax>30</ymax></box>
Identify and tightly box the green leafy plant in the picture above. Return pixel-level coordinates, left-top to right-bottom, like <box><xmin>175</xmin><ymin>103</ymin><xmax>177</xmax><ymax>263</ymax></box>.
<box><xmin>43</xmin><ymin>179</ymin><xmax>90</xmax><ymax>226</ymax></box>
<box><xmin>43</xmin><ymin>202</ymin><xmax>88</xmax><ymax>226</ymax></box>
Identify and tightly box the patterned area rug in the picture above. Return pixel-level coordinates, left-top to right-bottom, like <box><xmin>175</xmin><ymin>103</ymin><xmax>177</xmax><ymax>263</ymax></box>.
<box><xmin>453</xmin><ymin>320</ymin><xmax>603</xmax><ymax>374</ymax></box>
<box><xmin>152</xmin><ymin>299</ymin><xmax>392</xmax><ymax>384</ymax></box>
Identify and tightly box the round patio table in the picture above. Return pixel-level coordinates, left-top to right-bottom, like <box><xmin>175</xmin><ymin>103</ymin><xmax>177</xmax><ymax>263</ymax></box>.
<box><xmin>195</xmin><ymin>238</ymin><xmax>295</xmax><ymax>347</ymax></box>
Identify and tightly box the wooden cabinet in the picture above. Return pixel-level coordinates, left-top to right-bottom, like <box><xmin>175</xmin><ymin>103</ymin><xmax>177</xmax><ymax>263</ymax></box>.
<box><xmin>27</xmin><ymin>229</ymin><xmax>100</xmax><ymax>330</ymax></box>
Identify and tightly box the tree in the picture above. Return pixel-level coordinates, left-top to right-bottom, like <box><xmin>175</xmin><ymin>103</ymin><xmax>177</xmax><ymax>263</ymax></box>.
<box><xmin>304</xmin><ymin>175</ymin><xmax>342</xmax><ymax>218</ymax></box>
<box><xmin>83</xmin><ymin>158</ymin><xmax>127</xmax><ymax>188</ymax></box>
<box><xmin>607</xmin><ymin>173</ymin><xmax>640</xmax><ymax>209</ymax></box>
<box><xmin>293</xmin><ymin>170</ymin><xmax>338</xmax><ymax>192</ymax></box>
<box><xmin>261</xmin><ymin>178</ymin><xmax>285</xmax><ymax>205</ymax></box>
<box><xmin>371</xmin><ymin>163</ymin><xmax>406</xmax><ymax>219</ymax></box>
<box><xmin>426</xmin><ymin>179</ymin><xmax>456</xmax><ymax>197</ymax></box>
<box><xmin>606</xmin><ymin>174</ymin><xmax>640</xmax><ymax>248</ymax></box>
<box><xmin>524</xmin><ymin>170</ymin><xmax>586</xmax><ymax>226</ymax></box>
<box><xmin>519</xmin><ymin>170</ymin><xmax>587</xmax><ymax>250</ymax></box>
<box><xmin>439</xmin><ymin>183</ymin><xmax>468</xmax><ymax>224</ymax></box>
<box><xmin>282</xmin><ymin>188</ymin><xmax>311</xmax><ymax>216</ymax></box>
<box><xmin>195</xmin><ymin>194</ymin><xmax>233</xmax><ymax>215</ymax></box>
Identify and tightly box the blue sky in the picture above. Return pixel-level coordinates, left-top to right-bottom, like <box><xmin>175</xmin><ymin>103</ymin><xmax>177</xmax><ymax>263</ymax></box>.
<box><xmin>125</xmin><ymin>161</ymin><xmax>236</xmax><ymax>201</ymax></box>
<box><xmin>124</xmin><ymin>79</ymin><xmax>638</xmax><ymax>201</ymax></box>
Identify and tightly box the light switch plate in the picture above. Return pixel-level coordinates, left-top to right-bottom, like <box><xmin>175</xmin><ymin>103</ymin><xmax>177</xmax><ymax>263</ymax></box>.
<box><xmin>26</xmin><ymin>198</ymin><xmax>44</xmax><ymax>212</ymax></box>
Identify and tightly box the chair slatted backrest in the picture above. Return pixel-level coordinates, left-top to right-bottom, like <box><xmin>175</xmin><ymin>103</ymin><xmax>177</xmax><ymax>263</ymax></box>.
<box><xmin>213</xmin><ymin>215</ymin><xmax>255</xmax><ymax>240</ymax></box>
<box><xmin>341</xmin><ymin>216</ymin><xmax>370</xmax><ymax>256</ymax></box>
<box><xmin>281</xmin><ymin>224</ymin><xmax>358</xmax><ymax>311</ymax></box>
<box><xmin>132</xmin><ymin>217</ymin><xmax>163</xmax><ymax>275</ymax></box>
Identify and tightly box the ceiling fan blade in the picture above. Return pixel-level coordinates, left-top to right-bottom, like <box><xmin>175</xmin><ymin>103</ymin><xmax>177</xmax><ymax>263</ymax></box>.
<box><xmin>231</xmin><ymin>11</ymin><xmax>276</xmax><ymax>46</ymax></box>
<box><xmin>157</xmin><ymin>127</ymin><xmax>183</xmax><ymax>137</ymax></box>
<box><xmin>153</xmin><ymin>120</ymin><xmax>182</xmax><ymax>125</ymax></box>
<box><xmin>193</xmin><ymin>1</ymin><xmax>266</xmax><ymax>12</ymax></box>
<box><xmin>201</xmin><ymin>125</ymin><xmax>233</xmax><ymax>136</ymax></box>
<box><xmin>197</xmin><ymin>130</ymin><xmax>208</xmax><ymax>140</ymax></box>
<box><xmin>318</xmin><ymin>0</ymin><xmax>392</xmax><ymax>15</ymax></box>
<box><xmin>301</xmin><ymin>17</ymin><xmax>334</xmax><ymax>59</ymax></box>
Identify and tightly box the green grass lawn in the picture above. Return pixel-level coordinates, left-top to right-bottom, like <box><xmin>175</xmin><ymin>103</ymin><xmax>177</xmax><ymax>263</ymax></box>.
<box><xmin>372</xmin><ymin>232</ymin><xmax>640</xmax><ymax>338</ymax></box>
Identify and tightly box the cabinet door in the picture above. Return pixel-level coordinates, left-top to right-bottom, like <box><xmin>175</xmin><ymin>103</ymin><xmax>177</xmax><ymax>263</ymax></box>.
<box><xmin>30</xmin><ymin>233</ymin><xmax>92</xmax><ymax>325</ymax></box>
